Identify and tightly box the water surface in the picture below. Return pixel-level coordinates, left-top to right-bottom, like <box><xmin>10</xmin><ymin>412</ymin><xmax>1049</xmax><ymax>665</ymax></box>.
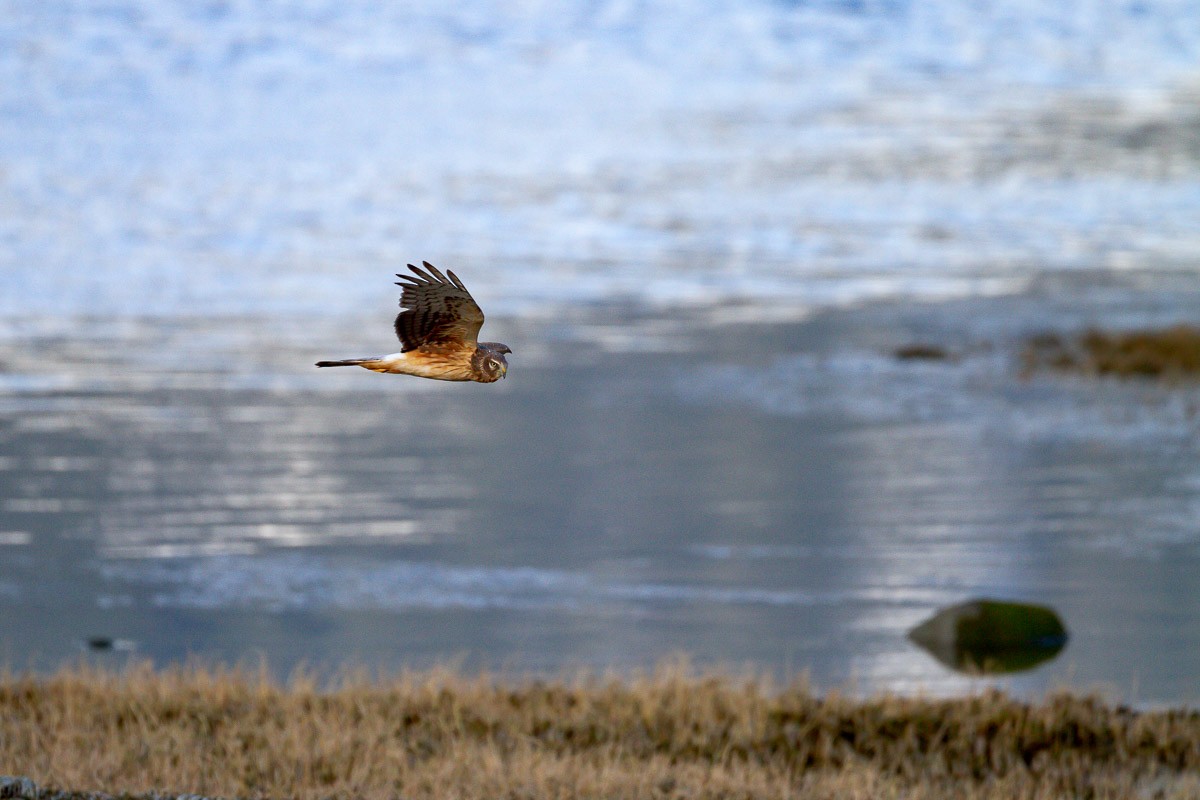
<box><xmin>1</xmin><ymin>280</ymin><xmax>1198</xmax><ymax>704</ymax></box>
<box><xmin>2</xmin><ymin>1</ymin><xmax>1200</xmax><ymax>704</ymax></box>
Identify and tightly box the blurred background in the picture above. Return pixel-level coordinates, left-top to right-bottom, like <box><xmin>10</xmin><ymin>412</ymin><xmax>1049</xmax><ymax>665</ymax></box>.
<box><xmin>1</xmin><ymin>1</ymin><xmax>1198</xmax><ymax>704</ymax></box>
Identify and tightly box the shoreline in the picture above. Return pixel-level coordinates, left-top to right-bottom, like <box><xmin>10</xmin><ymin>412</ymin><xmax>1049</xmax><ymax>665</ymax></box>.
<box><xmin>2</xmin><ymin>662</ymin><xmax>1197</xmax><ymax>800</ymax></box>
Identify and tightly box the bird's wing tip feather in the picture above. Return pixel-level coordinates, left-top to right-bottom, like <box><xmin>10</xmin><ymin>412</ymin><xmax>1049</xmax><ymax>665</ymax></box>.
<box><xmin>422</xmin><ymin>262</ymin><xmax>450</xmax><ymax>283</ymax></box>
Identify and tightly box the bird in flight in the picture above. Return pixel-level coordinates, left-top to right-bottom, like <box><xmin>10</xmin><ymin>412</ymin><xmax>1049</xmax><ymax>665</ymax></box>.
<box><xmin>316</xmin><ymin>262</ymin><xmax>511</xmax><ymax>383</ymax></box>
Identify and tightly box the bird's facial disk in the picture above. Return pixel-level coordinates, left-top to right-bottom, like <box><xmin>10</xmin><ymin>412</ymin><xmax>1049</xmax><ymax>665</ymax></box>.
<box><xmin>484</xmin><ymin>350</ymin><xmax>509</xmax><ymax>380</ymax></box>
<box><xmin>475</xmin><ymin>344</ymin><xmax>511</xmax><ymax>381</ymax></box>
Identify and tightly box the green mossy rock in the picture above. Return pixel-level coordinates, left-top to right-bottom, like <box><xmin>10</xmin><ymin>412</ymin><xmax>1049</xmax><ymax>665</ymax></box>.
<box><xmin>908</xmin><ymin>598</ymin><xmax>1068</xmax><ymax>674</ymax></box>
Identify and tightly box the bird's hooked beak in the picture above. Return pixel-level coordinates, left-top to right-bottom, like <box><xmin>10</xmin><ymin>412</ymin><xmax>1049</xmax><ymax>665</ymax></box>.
<box><xmin>501</xmin><ymin>362</ymin><xmax>508</xmax><ymax>379</ymax></box>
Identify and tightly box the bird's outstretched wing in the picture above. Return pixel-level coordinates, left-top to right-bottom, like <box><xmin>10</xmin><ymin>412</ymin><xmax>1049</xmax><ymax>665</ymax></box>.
<box><xmin>394</xmin><ymin>262</ymin><xmax>485</xmax><ymax>352</ymax></box>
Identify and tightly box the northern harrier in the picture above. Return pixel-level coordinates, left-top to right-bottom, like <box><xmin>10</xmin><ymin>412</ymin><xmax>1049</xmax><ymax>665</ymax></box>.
<box><xmin>316</xmin><ymin>262</ymin><xmax>511</xmax><ymax>382</ymax></box>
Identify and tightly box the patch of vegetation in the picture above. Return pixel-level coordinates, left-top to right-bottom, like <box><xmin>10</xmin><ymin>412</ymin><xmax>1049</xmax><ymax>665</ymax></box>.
<box><xmin>1022</xmin><ymin>325</ymin><xmax>1200</xmax><ymax>379</ymax></box>
<box><xmin>1</xmin><ymin>662</ymin><xmax>1198</xmax><ymax>799</ymax></box>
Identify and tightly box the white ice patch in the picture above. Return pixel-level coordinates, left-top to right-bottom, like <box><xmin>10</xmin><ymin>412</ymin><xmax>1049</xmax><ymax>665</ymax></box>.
<box><xmin>3</xmin><ymin>2</ymin><xmax>1200</xmax><ymax>319</ymax></box>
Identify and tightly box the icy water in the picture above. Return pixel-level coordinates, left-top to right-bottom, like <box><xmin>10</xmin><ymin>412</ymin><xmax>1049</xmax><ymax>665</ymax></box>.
<box><xmin>2</xmin><ymin>279</ymin><xmax>1200</xmax><ymax>703</ymax></box>
<box><xmin>2</xmin><ymin>1</ymin><xmax>1200</xmax><ymax>703</ymax></box>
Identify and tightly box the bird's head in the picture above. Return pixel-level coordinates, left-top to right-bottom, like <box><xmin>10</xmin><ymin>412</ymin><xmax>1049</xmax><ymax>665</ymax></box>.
<box><xmin>474</xmin><ymin>343</ymin><xmax>511</xmax><ymax>381</ymax></box>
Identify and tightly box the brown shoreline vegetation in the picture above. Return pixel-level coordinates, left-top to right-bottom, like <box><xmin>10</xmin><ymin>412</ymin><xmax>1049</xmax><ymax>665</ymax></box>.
<box><xmin>1</xmin><ymin>662</ymin><xmax>1198</xmax><ymax>800</ymax></box>
<box><xmin>1021</xmin><ymin>324</ymin><xmax>1200</xmax><ymax>380</ymax></box>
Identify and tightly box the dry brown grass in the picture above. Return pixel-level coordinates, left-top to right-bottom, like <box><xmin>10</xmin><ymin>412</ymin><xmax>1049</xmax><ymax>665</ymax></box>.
<box><xmin>1</xmin><ymin>660</ymin><xmax>1198</xmax><ymax>799</ymax></box>
<box><xmin>1022</xmin><ymin>325</ymin><xmax>1200</xmax><ymax>380</ymax></box>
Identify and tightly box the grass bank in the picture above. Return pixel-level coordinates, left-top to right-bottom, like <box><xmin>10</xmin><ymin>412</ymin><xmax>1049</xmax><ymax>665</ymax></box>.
<box><xmin>1021</xmin><ymin>324</ymin><xmax>1200</xmax><ymax>379</ymax></box>
<box><xmin>1</xmin><ymin>662</ymin><xmax>1198</xmax><ymax>799</ymax></box>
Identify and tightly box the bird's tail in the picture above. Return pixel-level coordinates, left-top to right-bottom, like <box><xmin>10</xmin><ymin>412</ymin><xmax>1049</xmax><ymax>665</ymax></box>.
<box><xmin>315</xmin><ymin>357</ymin><xmax>377</xmax><ymax>368</ymax></box>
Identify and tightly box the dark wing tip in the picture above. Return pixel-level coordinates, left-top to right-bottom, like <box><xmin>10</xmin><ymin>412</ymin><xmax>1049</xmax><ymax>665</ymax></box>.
<box><xmin>421</xmin><ymin>262</ymin><xmax>451</xmax><ymax>284</ymax></box>
<box><xmin>397</xmin><ymin>262</ymin><xmax>466</xmax><ymax>289</ymax></box>
<box><xmin>407</xmin><ymin>262</ymin><xmax>434</xmax><ymax>282</ymax></box>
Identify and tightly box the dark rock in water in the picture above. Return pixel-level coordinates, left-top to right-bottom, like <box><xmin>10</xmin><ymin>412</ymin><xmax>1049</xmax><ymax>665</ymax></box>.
<box><xmin>84</xmin><ymin>637</ymin><xmax>135</xmax><ymax>653</ymax></box>
<box><xmin>893</xmin><ymin>343</ymin><xmax>951</xmax><ymax>361</ymax></box>
<box><xmin>908</xmin><ymin>598</ymin><xmax>1068</xmax><ymax>674</ymax></box>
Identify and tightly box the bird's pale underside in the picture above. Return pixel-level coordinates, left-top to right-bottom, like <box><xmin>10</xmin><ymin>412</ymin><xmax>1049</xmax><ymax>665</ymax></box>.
<box><xmin>316</xmin><ymin>262</ymin><xmax>511</xmax><ymax>383</ymax></box>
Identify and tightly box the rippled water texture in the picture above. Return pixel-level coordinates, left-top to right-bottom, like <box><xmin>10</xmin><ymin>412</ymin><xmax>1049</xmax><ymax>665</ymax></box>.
<box><xmin>1</xmin><ymin>2</ymin><xmax>1199</xmax><ymax>703</ymax></box>
<box><xmin>3</xmin><ymin>287</ymin><xmax>1200</xmax><ymax>702</ymax></box>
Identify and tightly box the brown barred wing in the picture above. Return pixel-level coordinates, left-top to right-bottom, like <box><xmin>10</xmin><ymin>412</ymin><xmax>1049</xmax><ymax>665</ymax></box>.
<box><xmin>393</xmin><ymin>262</ymin><xmax>485</xmax><ymax>352</ymax></box>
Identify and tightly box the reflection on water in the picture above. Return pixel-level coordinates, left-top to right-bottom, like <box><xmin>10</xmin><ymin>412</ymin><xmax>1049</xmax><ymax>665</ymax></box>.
<box><xmin>0</xmin><ymin>285</ymin><xmax>1198</xmax><ymax>704</ymax></box>
<box><xmin>915</xmin><ymin>641</ymin><xmax>1066</xmax><ymax>676</ymax></box>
